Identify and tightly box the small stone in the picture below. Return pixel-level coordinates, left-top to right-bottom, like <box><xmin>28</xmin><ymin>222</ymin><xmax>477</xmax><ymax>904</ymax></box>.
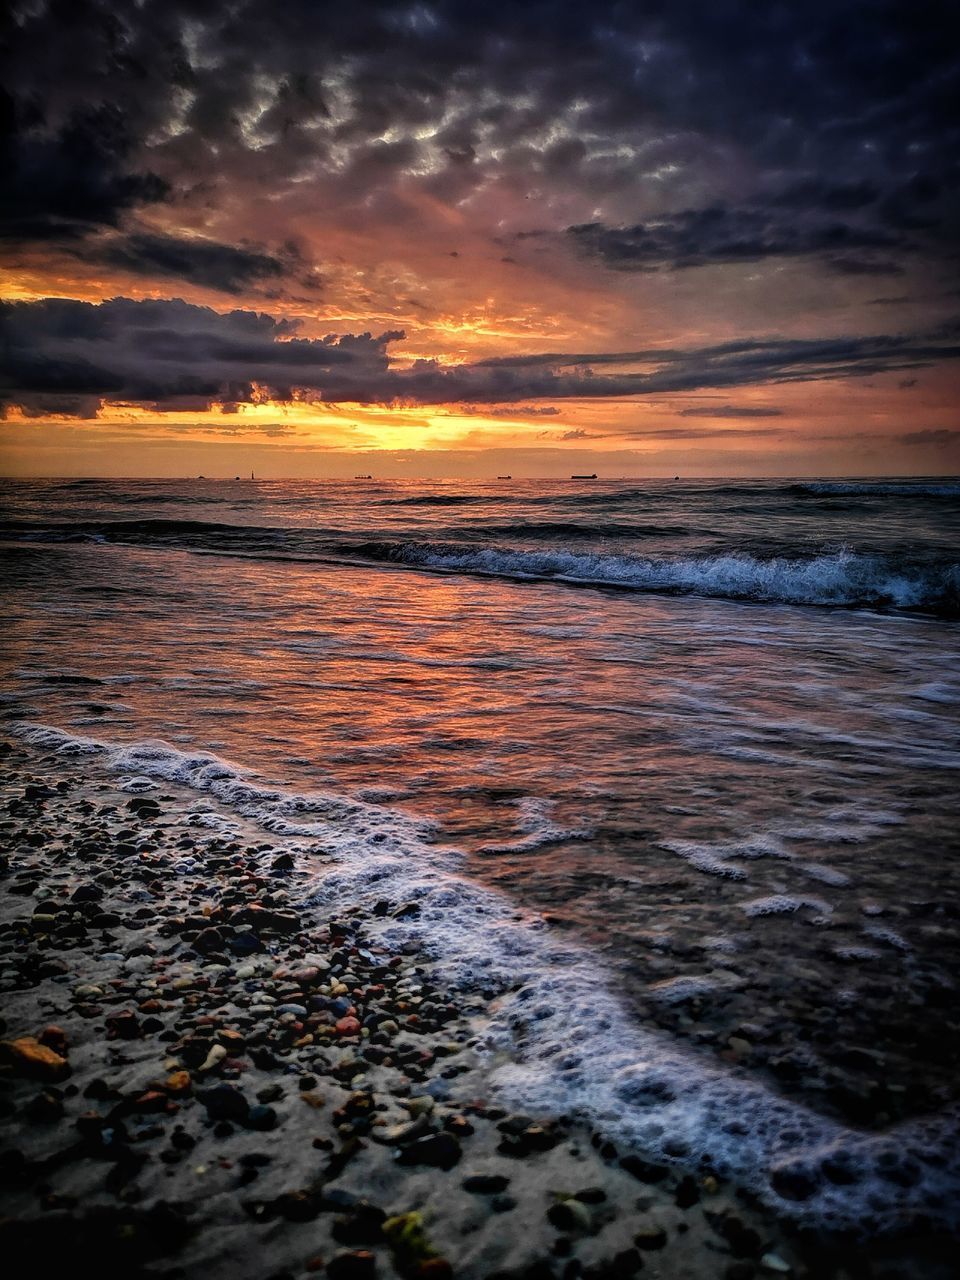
<box><xmin>246</xmin><ymin>1105</ymin><xmax>278</xmax><ymax>1131</ymax></box>
<box><xmin>608</xmin><ymin>1247</ymin><xmax>644</xmax><ymax>1277</ymax></box>
<box><xmin>26</xmin><ymin>1090</ymin><xmax>64</xmax><ymax>1123</ymax></box>
<box><xmin>274</xmin><ymin>1189</ymin><xmax>323</xmax><ymax>1221</ymax></box>
<box><xmin>0</xmin><ymin>1036</ymin><xmax>70</xmax><ymax>1082</ymax></box>
<box><xmin>634</xmin><ymin>1224</ymin><xmax>667</xmax><ymax>1250</ymax></box>
<box><xmin>674</xmin><ymin>1175</ymin><xmax>699</xmax><ymax>1208</ymax></box>
<box><xmin>38</xmin><ymin>1026</ymin><xmax>68</xmax><ymax>1055</ymax></box>
<box><xmin>381</xmin><ymin>1114</ymin><xmax>432</xmax><ymax>1145</ymax></box>
<box><xmin>71</xmin><ymin>884</ymin><xmax>103</xmax><ymax>902</ymax></box>
<box><xmin>198</xmin><ymin>1083</ymin><xmax>249</xmax><ymax>1121</ymax></box>
<box><xmin>396</xmin><ymin>1133</ymin><xmax>462</xmax><ymax>1170</ymax></box>
<box><xmin>105</xmin><ymin>1011</ymin><xmax>141</xmax><ymax>1041</ymax></box>
<box><xmin>620</xmin><ymin>1156</ymin><xmax>668</xmax><ymax>1183</ymax></box>
<box><xmin>410</xmin><ymin>1262</ymin><xmax>452</xmax><ymax>1279</ymax></box>
<box><xmin>760</xmin><ymin>1254</ymin><xmax>791</xmax><ymax>1274</ymax></box>
<box><xmin>198</xmin><ymin>1044</ymin><xmax>228</xmax><ymax>1073</ymax></box>
<box><xmin>401</xmin><ymin>1095</ymin><xmax>435</xmax><ymax>1117</ymax></box>
<box><xmin>327</xmin><ymin>1251</ymin><xmax>376</xmax><ymax>1280</ymax></box>
<box><xmin>335</xmin><ymin>1017</ymin><xmax>362</xmax><ymax>1037</ymax></box>
<box><xmin>331</xmin><ymin>1202</ymin><xmax>387</xmax><ymax>1245</ymax></box>
<box><xmin>491</xmin><ymin>1195</ymin><xmax>517</xmax><ymax>1213</ymax></box>
<box><xmin>547</xmin><ymin>1199</ymin><xmax>593</xmax><ymax>1233</ymax></box>
<box><xmin>463</xmin><ymin>1174</ymin><xmax>510</xmax><ymax>1194</ymax></box>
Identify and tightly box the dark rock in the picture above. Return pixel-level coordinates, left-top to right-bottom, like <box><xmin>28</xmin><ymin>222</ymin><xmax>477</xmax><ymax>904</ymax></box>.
<box><xmin>331</xmin><ymin>1203</ymin><xmax>387</xmax><ymax>1245</ymax></box>
<box><xmin>105</xmin><ymin>1011</ymin><xmax>141</xmax><ymax>1041</ymax></box>
<box><xmin>193</xmin><ymin>927</ymin><xmax>226</xmax><ymax>954</ymax></box>
<box><xmin>198</xmin><ymin>1083</ymin><xmax>249</xmax><ymax>1121</ymax></box>
<box><xmin>26</xmin><ymin>1090</ymin><xmax>64</xmax><ymax>1123</ymax></box>
<box><xmin>463</xmin><ymin>1174</ymin><xmax>511</xmax><ymax>1194</ymax></box>
<box><xmin>619</xmin><ymin>1156</ymin><xmax>669</xmax><ymax>1184</ymax></box>
<box><xmin>70</xmin><ymin>884</ymin><xmax>103</xmax><ymax>902</ymax></box>
<box><xmin>396</xmin><ymin>1133</ymin><xmax>462</xmax><ymax>1170</ymax></box>
<box><xmin>228</xmin><ymin>933</ymin><xmax>262</xmax><ymax>954</ymax></box>
<box><xmin>327</xmin><ymin>1251</ymin><xmax>376</xmax><ymax>1280</ymax></box>
<box><xmin>548</xmin><ymin>1200</ymin><xmax>592</xmax><ymax>1233</ymax></box>
<box><xmin>674</xmin><ymin>1176</ymin><xmax>699</xmax><ymax>1208</ymax></box>
<box><xmin>274</xmin><ymin>1189</ymin><xmax>322</xmax><ymax>1222</ymax></box>
<box><xmin>633</xmin><ymin>1225</ymin><xmax>667</xmax><ymax>1250</ymax></box>
<box><xmin>246</xmin><ymin>1104</ymin><xmax>278</xmax><ymax>1131</ymax></box>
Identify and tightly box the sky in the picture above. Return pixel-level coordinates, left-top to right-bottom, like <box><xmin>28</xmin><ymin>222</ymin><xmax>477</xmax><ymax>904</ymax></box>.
<box><xmin>1</xmin><ymin>0</ymin><xmax>958</xmax><ymax>478</ymax></box>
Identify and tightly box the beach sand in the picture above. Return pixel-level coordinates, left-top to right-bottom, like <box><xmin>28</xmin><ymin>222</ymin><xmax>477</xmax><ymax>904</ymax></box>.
<box><xmin>0</xmin><ymin>737</ymin><xmax>953</xmax><ymax>1280</ymax></box>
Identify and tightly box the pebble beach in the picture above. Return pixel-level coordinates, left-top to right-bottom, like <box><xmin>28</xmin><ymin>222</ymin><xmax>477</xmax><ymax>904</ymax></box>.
<box><xmin>2</xmin><ymin>735</ymin><xmax>957</xmax><ymax>1280</ymax></box>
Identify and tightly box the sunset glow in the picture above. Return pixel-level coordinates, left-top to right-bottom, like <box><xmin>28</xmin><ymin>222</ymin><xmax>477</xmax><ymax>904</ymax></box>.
<box><xmin>2</xmin><ymin>3</ymin><xmax>958</xmax><ymax>476</ymax></box>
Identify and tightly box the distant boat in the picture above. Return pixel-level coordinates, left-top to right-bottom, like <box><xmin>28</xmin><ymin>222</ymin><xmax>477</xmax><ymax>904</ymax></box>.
<box><xmin>354</xmin><ymin>474</ymin><xmax>373</xmax><ymax>479</ymax></box>
<box><xmin>497</xmin><ymin>474</ymin><xmax>512</xmax><ymax>479</ymax></box>
<box><xmin>571</xmin><ymin>473</ymin><xmax>597</xmax><ymax>479</ymax></box>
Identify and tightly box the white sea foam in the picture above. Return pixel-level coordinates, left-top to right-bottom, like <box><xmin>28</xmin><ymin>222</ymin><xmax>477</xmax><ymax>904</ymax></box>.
<box><xmin>799</xmin><ymin>481</ymin><xmax>960</xmax><ymax>497</ymax></box>
<box><xmin>742</xmin><ymin>894</ymin><xmax>833</xmax><ymax>918</ymax></box>
<box><xmin>13</xmin><ymin>721</ymin><xmax>960</xmax><ymax>1235</ymax></box>
<box><xmin>478</xmin><ymin>797</ymin><xmax>592</xmax><ymax>855</ymax></box>
<box><xmin>660</xmin><ymin>834</ymin><xmax>788</xmax><ymax>880</ymax></box>
<box><xmin>647</xmin><ymin>972</ymin><xmax>745</xmax><ymax>1003</ymax></box>
<box><xmin>799</xmin><ymin>862</ymin><xmax>852</xmax><ymax>887</ymax></box>
<box><xmin>863</xmin><ymin>924</ymin><xmax>912</xmax><ymax>952</ymax></box>
<box><xmin>384</xmin><ymin>543</ymin><xmax>959</xmax><ymax>611</ymax></box>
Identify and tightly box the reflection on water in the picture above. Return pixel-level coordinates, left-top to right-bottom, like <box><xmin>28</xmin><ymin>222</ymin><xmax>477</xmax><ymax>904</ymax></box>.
<box><xmin>1</xmin><ymin>531</ymin><xmax>959</xmax><ymax>1128</ymax></box>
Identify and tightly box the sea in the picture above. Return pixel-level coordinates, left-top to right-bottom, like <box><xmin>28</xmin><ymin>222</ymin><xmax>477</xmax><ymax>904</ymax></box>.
<box><xmin>2</xmin><ymin>475</ymin><xmax>959</xmax><ymax>1235</ymax></box>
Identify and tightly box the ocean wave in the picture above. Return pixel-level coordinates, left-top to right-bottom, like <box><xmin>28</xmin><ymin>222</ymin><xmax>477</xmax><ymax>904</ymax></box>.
<box><xmin>380</xmin><ymin>493</ymin><xmax>490</xmax><ymax>506</ymax></box>
<box><xmin>4</xmin><ymin>515</ymin><xmax>956</xmax><ymax>613</ymax></box>
<box><xmin>349</xmin><ymin>542</ymin><xmax>960</xmax><ymax>613</ymax></box>
<box><xmin>796</xmin><ymin>480</ymin><xmax>960</xmax><ymax>498</ymax></box>
<box><xmin>446</xmin><ymin>520</ymin><xmax>692</xmax><ymax>540</ymax></box>
<box><xmin>12</xmin><ymin>720</ymin><xmax>960</xmax><ymax>1236</ymax></box>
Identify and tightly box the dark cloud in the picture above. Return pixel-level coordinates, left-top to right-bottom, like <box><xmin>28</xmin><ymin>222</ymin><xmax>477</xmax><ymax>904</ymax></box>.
<box><xmin>0</xmin><ymin>297</ymin><xmax>400</xmax><ymax>412</ymax></box>
<box><xmin>3</xmin><ymin>296</ymin><xmax>959</xmax><ymax>417</ymax></box>
<box><xmin>566</xmin><ymin>205</ymin><xmax>910</xmax><ymax>274</ymax></box>
<box><xmin>86</xmin><ymin>232</ymin><xmax>296</xmax><ymax>294</ymax></box>
<box><xmin>678</xmin><ymin>405</ymin><xmax>783</xmax><ymax>418</ymax></box>
<box><xmin>0</xmin><ymin>1</ymin><xmax>956</xmax><ymax>287</ymax></box>
<box><xmin>624</xmin><ymin>426</ymin><xmax>788</xmax><ymax>440</ymax></box>
<box><xmin>457</xmin><ymin>405</ymin><xmax>562</xmax><ymax>417</ymax></box>
<box><xmin>0</xmin><ymin>89</ymin><xmax>168</xmax><ymax>242</ymax></box>
<box><xmin>897</xmin><ymin>428</ymin><xmax>960</xmax><ymax>446</ymax></box>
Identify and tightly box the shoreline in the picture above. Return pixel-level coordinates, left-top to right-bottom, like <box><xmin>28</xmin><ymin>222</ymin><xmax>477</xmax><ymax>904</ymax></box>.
<box><xmin>0</xmin><ymin>737</ymin><xmax>956</xmax><ymax>1279</ymax></box>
